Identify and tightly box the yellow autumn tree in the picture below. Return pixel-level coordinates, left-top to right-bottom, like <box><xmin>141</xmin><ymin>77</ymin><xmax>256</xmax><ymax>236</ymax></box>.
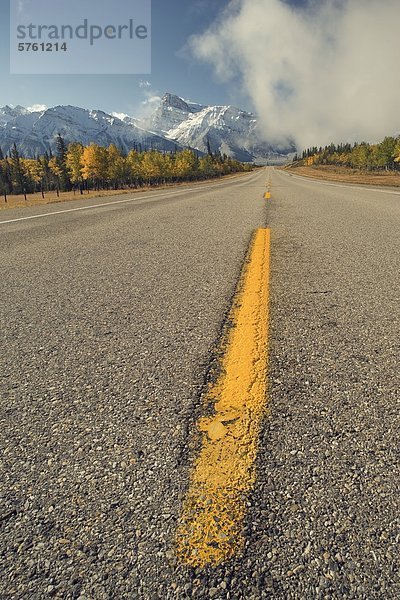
<box><xmin>161</xmin><ymin>153</ymin><xmax>174</xmax><ymax>182</ymax></box>
<box><xmin>48</xmin><ymin>156</ymin><xmax>64</xmax><ymax>192</ymax></box>
<box><xmin>81</xmin><ymin>143</ymin><xmax>108</xmax><ymax>189</ymax></box>
<box><xmin>153</xmin><ymin>151</ymin><xmax>173</xmax><ymax>182</ymax></box>
<box><xmin>126</xmin><ymin>149</ymin><xmax>141</xmax><ymax>184</ymax></box>
<box><xmin>173</xmin><ymin>149</ymin><xmax>198</xmax><ymax>179</ymax></box>
<box><xmin>198</xmin><ymin>155</ymin><xmax>216</xmax><ymax>178</ymax></box>
<box><xmin>23</xmin><ymin>159</ymin><xmax>43</xmax><ymax>190</ymax></box>
<box><xmin>140</xmin><ymin>150</ymin><xmax>163</xmax><ymax>183</ymax></box>
<box><xmin>48</xmin><ymin>156</ymin><xmax>63</xmax><ymax>178</ymax></box>
<box><xmin>107</xmin><ymin>144</ymin><xmax>126</xmax><ymax>188</ymax></box>
<box><xmin>394</xmin><ymin>137</ymin><xmax>400</xmax><ymax>164</ymax></box>
<box><xmin>66</xmin><ymin>143</ymin><xmax>84</xmax><ymax>188</ymax></box>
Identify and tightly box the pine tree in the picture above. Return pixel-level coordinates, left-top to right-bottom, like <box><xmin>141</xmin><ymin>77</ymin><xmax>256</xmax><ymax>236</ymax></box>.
<box><xmin>55</xmin><ymin>133</ymin><xmax>71</xmax><ymax>190</ymax></box>
<box><xmin>0</xmin><ymin>157</ymin><xmax>7</xmax><ymax>202</ymax></box>
<box><xmin>10</xmin><ymin>144</ymin><xmax>28</xmax><ymax>196</ymax></box>
<box><xmin>3</xmin><ymin>159</ymin><xmax>12</xmax><ymax>202</ymax></box>
<box><xmin>39</xmin><ymin>152</ymin><xmax>53</xmax><ymax>192</ymax></box>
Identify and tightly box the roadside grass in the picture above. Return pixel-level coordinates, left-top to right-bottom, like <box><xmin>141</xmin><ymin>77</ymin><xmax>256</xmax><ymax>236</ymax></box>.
<box><xmin>0</xmin><ymin>171</ymin><xmax>252</xmax><ymax>211</ymax></box>
<box><xmin>0</xmin><ymin>188</ymin><xmax>131</xmax><ymax>210</ymax></box>
<box><xmin>284</xmin><ymin>164</ymin><xmax>400</xmax><ymax>187</ymax></box>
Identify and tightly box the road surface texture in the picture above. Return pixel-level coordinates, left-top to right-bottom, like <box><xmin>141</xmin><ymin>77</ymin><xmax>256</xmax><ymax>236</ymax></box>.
<box><xmin>1</xmin><ymin>169</ymin><xmax>399</xmax><ymax>598</ymax></box>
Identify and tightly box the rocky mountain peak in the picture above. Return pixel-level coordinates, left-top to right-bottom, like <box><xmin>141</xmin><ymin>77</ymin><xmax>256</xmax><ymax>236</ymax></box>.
<box><xmin>161</xmin><ymin>93</ymin><xmax>191</xmax><ymax>113</ymax></box>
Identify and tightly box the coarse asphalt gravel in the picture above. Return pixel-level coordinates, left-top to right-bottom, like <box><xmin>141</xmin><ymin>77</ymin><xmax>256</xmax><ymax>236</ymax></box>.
<box><xmin>1</xmin><ymin>168</ymin><xmax>399</xmax><ymax>599</ymax></box>
<box><xmin>1</xmin><ymin>171</ymin><xmax>266</xmax><ymax>598</ymax></box>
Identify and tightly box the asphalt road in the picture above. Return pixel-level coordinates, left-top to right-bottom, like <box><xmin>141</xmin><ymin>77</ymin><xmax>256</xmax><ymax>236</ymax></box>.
<box><xmin>1</xmin><ymin>169</ymin><xmax>399</xmax><ymax>599</ymax></box>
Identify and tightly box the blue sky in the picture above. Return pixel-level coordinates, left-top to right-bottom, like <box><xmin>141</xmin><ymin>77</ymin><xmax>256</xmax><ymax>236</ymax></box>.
<box><xmin>0</xmin><ymin>0</ymin><xmax>306</xmax><ymax>115</ymax></box>
<box><xmin>0</xmin><ymin>0</ymin><xmax>234</xmax><ymax>114</ymax></box>
<box><xmin>2</xmin><ymin>0</ymin><xmax>397</xmax><ymax>148</ymax></box>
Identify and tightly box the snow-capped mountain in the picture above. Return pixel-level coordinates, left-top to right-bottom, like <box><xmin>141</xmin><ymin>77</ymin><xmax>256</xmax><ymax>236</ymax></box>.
<box><xmin>0</xmin><ymin>104</ymin><xmax>182</xmax><ymax>157</ymax></box>
<box><xmin>0</xmin><ymin>104</ymin><xmax>31</xmax><ymax>126</ymax></box>
<box><xmin>147</xmin><ymin>93</ymin><xmax>295</xmax><ymax>163</ymax></box>
<box><xmin>0</xmin><ymin>94</ymin><xmax>295</xmax><ymax>162</ymax></box>
<box><xmin>149</xmin><ymin>93</ymin><xmax>205</xmax><ymax>133</ymax></box>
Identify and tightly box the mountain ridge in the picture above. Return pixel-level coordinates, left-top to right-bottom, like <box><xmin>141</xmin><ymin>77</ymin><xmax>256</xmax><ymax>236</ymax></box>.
<box><xmin>0</xmin><ymin>93</ymin><xmax>295</xmax><ymax>163</ymax></box>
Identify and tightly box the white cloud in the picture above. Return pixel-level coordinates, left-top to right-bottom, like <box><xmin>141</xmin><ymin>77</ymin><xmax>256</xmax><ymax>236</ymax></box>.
<box><xmin>141</xmin><ymin>95</ymin><xmax>161</xmax><ymax>106</ymax></box>
<box><xmin>27</xmin><ymin>104</ymin><xmax>47</xmax><ymax>113</ymax></box>
<box><xmin>190</xmin><ymin>0</ymin><xmax>400</xmax><ymax>149</ymax></box>
<box><xmin>136</xmin><ymin>91</ymin><xmax>162</xmax><ymax>123</ymax></box>
<box><xmin>139</xmin><ymin>80</ymin><xmax>152</xmax><ymax>88</ymax></box>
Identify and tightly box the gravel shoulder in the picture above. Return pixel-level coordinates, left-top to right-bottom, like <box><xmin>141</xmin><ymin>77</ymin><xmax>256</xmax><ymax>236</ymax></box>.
<box><xmin>284</xmin><ymin>165</ymin><xmax>400</xmax><ymax>188</ymax></box>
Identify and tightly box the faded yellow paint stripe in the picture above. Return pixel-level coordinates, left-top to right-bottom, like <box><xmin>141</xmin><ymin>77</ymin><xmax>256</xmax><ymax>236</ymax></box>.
<box><xmin>176</xmin><ymin>228</ymin><xmax>270</xmax><ymax>567</ymax></box>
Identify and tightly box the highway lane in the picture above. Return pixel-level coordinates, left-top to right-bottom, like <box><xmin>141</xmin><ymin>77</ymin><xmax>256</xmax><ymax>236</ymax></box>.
<box><xmin>0</xmin><ymin>170</ymin><xmax>268</xmax><ymax>599</ymax></box>
<box><xmin>1</xmin><ymin>167</ymin><xmax>399</xmax><ymax>598</ymax></box>
<box><xmin>241</xmin><ymin>170</ymin><xmax>399</xmax><ymax>598</ymax></box>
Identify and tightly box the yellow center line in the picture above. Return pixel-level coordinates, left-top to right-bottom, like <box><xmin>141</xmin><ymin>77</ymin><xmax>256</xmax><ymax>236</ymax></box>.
<box><xmin>176</xmin><ymin>228</ymin><xmax>270</xmax><ymax>567</ymax></box>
